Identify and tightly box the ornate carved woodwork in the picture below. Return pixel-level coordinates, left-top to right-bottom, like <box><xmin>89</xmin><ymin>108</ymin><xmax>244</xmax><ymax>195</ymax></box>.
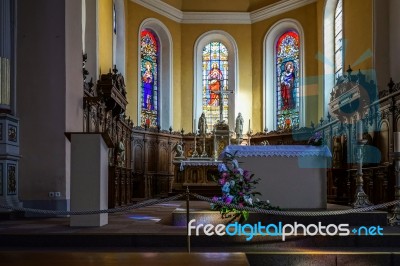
<box><xmin>316</xmin><ymin>73</ymin><xmax>400</xmax><ymax>205</ymax></box>
<box><xmin>83</xmin><ymin>67</ymin><xmax>133</xmax><ymax>208</ymax></box>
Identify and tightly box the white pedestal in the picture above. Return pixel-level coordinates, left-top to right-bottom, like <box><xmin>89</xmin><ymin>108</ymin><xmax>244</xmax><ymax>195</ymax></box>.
<box><xmin>220</xmin><ymin>145</ymin><xmax>331</xmax><ymax>209</ymax></box>
<box><xmin>69</xmin><ymin>133</ymin><xmax>110</xmax><ymax>227</ymax></box>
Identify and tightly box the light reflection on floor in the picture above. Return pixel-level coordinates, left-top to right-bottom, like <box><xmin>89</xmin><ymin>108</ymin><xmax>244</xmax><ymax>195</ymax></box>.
<box><xmin>128</xmin><ymin>214</ymin><xmax>161</xmax><ymax>222</ymax></box>
<box><xmin>156</xmin><ymin>203</ymin><xmax>181</xmax><ymax>207</ymax></box>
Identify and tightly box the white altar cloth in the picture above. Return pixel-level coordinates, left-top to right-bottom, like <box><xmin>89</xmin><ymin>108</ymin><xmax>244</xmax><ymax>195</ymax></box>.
<box><xmin>219</xmin><ymin>145</ymin><xmax>332</xmax><ymax>209</ymax></box>
<box><xmin>178</xmin><ymin>160</ymin><xmax>222</xmax><ymax>171</ymax></box>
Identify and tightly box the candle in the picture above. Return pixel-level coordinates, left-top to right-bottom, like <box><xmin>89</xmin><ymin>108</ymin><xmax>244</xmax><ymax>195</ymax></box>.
<box><xmin>194</xmin><ymin>118</ymin><xmax>196</xmax><ymax>133</ymax></box>
<box><xmin>248</xmin><ymin>119</ymin><xmax>251</xmax><ymax>131</ymax></box>
<box><xmin>394</xmin><ymin>132</ymin><xmax>400</xmax><ymax>152</ymax></box>
<box><xmin>357</xmin><ymin>120</ymin><xmax>363</xmax><ymax>140</ymax></box>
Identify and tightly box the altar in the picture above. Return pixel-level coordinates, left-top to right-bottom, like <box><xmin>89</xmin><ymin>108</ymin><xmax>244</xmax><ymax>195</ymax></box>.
<box><xmin>172</xmin><ymin>160</ymin><xmax>221</xmax><ymax>189</ymax></box>
<box><xmin>219</xmin><ymin>145</ymin><xmax>332</xmax><ymax>209</ymax></box>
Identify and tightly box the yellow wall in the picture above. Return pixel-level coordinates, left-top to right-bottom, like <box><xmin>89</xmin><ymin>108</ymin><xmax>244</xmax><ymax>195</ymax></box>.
<box><xmin>252</xmin><ymin>3</ymin><xmax>319</xmax><ymax>130</ymax></box>
<box><xmin>344</xmin><ymin>0</ymin><xmax>373</xmax><ymax>71</ymax></box>
<box><xmin>126</xmin><ymin>2</ymin><xmax>182</xmax><ymax>129</ymax></box>
<box><xmin>180</xmin><ymin>24</ymin><xmax>253</xmax><ymax>131</ymax></box>
<box><xmin>123</xmin><ymin>0</ymin><xmax>374</xmax><ymax>133</ymax></box>
<box><xmin>98</xmin><ymin>0</ymin><xmax>113</xmax><ymax>75</ymax></box>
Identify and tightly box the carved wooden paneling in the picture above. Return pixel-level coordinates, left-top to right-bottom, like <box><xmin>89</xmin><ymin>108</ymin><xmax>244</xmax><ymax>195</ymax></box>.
<box><xmin>147</xmin><ymin>141</ymin><xmax>157</xmax><ymax>172</ymax></box>
<box><xmin>83</xmin><ymin>69</ymin><xmax>133</xmax><ymax>208</ymax></box>
<box><xmin>133</xmin><ymin>139</ymin><xmax>144</xmax><ymax>173</ymax></box>
<box><xmin>377</xmin><ymin>121</ymin><xmax>389</xmax><ymax>164</ymax></box>
<box><xmin>158</xmin><ymin>141</ymin><xmax>169</xmax><ymax>173</ymax></box>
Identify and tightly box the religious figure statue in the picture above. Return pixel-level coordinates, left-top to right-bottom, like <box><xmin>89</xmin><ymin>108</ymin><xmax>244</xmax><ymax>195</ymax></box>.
<box><xmin>235</xmin><ymin>112</ymin><xmax>244</xmax><ymax>138</ymax></box>
<box><xmin>208</xmin><ymin>62</ymin><xmax>224</xmax><ymax>106</ymax></box>
<box><xmin>198</xmin><ymin>112</ymin><xmax>208</xmax><ymax>136</ymax></box>
<box><xmin>280</xmin><ymin>61</ymin><xmax>295</xmax><ymax>110</ymax></box>
<box><xmin>142</xmin><ymin>61</ymin><xmax>153</xmax><ymax>110</ymax></box>
<box><xmin>173</xmin><ymin>142</ymin><xmax>185</xmax><ymax>159</ymax></box>
<box><xmin>117</xmin><ymin>137</ymin><xmax>126</xmax><ymax>167</ymax></box>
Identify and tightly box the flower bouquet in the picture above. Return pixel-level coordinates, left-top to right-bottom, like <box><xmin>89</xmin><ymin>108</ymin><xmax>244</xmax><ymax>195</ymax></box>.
<box><xmin>211</xmin><ymin>152</ymin><xmax>279</xmax><ymax>221</ymax></box>
<box><xmin>307</xmin><ymin>131</ymin><xmax>323</xmax><ymax>146</ymax></box>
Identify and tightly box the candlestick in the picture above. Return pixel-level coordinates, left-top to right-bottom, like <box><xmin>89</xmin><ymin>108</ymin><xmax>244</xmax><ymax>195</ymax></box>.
<box><xmin>357</xmin><ymin>120</ymin><xmax>363</xmax><ymax>140</ymax></box>
<box><xmin>394</xmin><ymin>132</ymin><xmax>400</xmax><ymax>152</ymax></box>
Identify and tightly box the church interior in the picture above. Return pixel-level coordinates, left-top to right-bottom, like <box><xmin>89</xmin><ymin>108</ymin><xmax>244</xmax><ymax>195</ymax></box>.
<box><xmin>1</xmin><ymin>0</ymin><xmax>400</xmax><ymax>265</ymax></box>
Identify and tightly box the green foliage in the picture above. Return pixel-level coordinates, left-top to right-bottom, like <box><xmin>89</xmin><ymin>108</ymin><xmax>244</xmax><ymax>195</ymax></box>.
<box><xmin>211</xmin><ymin>152</ymin><xmax>279</xmax><ymax>222</ymax></box>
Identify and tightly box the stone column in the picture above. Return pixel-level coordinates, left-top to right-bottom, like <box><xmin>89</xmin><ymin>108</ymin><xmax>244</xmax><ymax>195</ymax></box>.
<box><xmin>0</xmin><ymin>0</ymin><xmax>20</xmax><ymax>213</ymax></box>
<box><xmin>0</xmin><ymin>0</ymin><xmax>11</xmax><ymax>109</ymax></box>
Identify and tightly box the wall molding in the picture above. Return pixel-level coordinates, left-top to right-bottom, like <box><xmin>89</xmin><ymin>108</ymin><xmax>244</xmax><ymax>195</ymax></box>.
<box><xmin>132</xmin><ymin>0</ymin><xmax>317</xmax><ymax>24</ymax></box>
<box><xmin>250</xmin><ymin>0</ymin><xmax>317</xmax><ymax>23</ymax></box>
<box><xmin>132</xmin><ymin>0</ymin><xmax>183</xmax><ymax>23</ymax></box>
<box><xmin>182</xmin><ymin>12</ymin><xmax>251</xmax><ymax>24</ymax></box>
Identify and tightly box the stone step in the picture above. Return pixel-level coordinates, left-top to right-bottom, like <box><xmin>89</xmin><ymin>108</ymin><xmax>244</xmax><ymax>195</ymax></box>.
<box><xmin>1</xmin><ymin>229</ymin><xmax>399</xmax><ymax>249</ymax></box>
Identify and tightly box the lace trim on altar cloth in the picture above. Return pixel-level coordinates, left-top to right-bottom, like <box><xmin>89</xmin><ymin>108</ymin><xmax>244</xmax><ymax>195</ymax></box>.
<box><xmin>179</xmin><ymin>160</ymin><xmax>223</xmax><ymax>171</ymax></box>
<box><xmin>219</xmin><ymin>145</ymin><xmax>332</xmax><ymax>159</ymax></box>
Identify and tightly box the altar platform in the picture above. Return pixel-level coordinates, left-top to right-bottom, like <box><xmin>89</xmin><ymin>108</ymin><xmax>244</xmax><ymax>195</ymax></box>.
<box><xmin>172</xmin><ymin>201</ymin><xmax>388</xmax><ymax>227</ymax></box>
<box><xmin>220</xmin><ymin>145</ymin><xmax>332</xmax><ymax>209</ymax></box>
<box><xmin>0</xmin><ymin>200</ymin><xmax>400</xmax><ymax>265</ymax></box>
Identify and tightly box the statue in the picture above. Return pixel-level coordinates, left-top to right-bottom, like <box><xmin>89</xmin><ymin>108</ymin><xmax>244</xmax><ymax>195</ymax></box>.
<box><xmin>198</xmin><ymin>112</ymin><xmax>208</xmax><ymax>136</ymax></box>
<box><xmin>117</xmin><ymin>136</ymin><xmax>126</xmax><ymax>167</ymax></box>
<box><xmin>235</xmin><ymin>112</ymin><xmax>244</xmax><ymax>138</ymax></box>
<box><xmin>173</xmin><ymin>142</ymin><xmax>185</xmax><ymax>160</ymax></box>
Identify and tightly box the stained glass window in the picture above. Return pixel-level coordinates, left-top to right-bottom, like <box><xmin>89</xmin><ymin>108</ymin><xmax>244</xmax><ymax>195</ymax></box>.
<box><xmin>202</xmin><ymin>42</ymin><xmax>229</xmax><ymax>131</ymax></box>
<box><xmin>276</xmin><ymin>30</ymin><xmax>300</xmax><ymax>130</ymax></box>
<box><xmin>140</xmin><ymin>29</ymin><xmax>159</xmax><ymax>127</ymax></box>
<box><xmin>334</xmin><ymin>0</ymin><xmax>343</xmax><ymax>76</ymax></box>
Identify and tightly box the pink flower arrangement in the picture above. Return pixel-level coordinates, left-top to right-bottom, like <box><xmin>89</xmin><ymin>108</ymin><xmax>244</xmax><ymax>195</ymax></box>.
<box><xmin>211</xmin><ymin>152</ymin><xmax>279</xmax><ymax>221</ymax></box>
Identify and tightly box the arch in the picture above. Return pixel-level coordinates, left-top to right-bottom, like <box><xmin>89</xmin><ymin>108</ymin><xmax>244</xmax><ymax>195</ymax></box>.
<box><xmin>138</xmin><ymin>18</ymin><xmax>173</xmax><ymax>129</ymax></box>
<box><xmin>263</xmin><ymin>19</ymin><xmax>305</xmax><ymax>131</ymax></box>
<box><xmin>193</xmin><ymin>30</ymin><xmax>238</xmax><ymax>132</ymax></box>
<box><xmin>378</xmin><ymin>119</ymin><xmax>389</xmax><ymax>164</ymax></box>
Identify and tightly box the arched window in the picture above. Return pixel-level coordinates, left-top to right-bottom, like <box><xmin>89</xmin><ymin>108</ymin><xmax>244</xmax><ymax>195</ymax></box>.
<box><xmin>202</xmin><ymin>42</ymin><xmax>229</xmax><ymax>130</ymax></box>
<box><xmin>324</xmin><ymin>0</ymin><xmax>343</xmax><ymax>115</ymax></box>
<box><xmin>194</xmin><ymin>31</ymin><xmax>237</xmax><ymax>132</ymax></box>
<box><xmin>140</xmin><ymin>29</ymin><xmax>159</xmax><ymax>127</ymax></box>
<box><xmin>334</xmin><ymin>0</ymin><xmax>343</xmax><ymax>77</ymax></box>
<box><xmin>263</xmin><ymin>19</ymin><xmax>305</xmax><ymax>131</ymax></box>
<box><xmin>276</xmin><ymin>30</ymin><xmax>300</xmax><ymax>130</ymax></box>
<box><xmin>138</xmin><ymin>18</ymin><xmax>173</xmax><ymax>129</ymax></box>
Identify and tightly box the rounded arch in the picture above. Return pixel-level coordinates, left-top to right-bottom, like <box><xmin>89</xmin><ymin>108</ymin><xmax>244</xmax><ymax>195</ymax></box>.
<box><xmin>263</xmin><ymin>18</ymin><xmax>305</xmax><ymax>131</ymax></box>
<box><xmin>113</xmin><ymin>0</ymin><xmax>126</xmax><ymax>76</ymax></box>
<box><xmin>378</xmin><ymin>119</ymin><xmax>390</xmax><ymax>164</ymax></box>
<box><xmin>193</xmin><ymin>30</ymin><xmax>238</xmax><ymax>132</ymax></box>
<box><xmin>138</xmin><ymin>18</ymin><xmax>173</xmax><ymax>129</ymax></box>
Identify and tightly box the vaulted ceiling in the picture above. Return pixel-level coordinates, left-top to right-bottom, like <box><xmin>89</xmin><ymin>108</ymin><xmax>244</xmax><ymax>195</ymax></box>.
<box><xmin>161</xmin><ymin>0</ymin><xmax>283</xmax><ymax>12</ymax></box>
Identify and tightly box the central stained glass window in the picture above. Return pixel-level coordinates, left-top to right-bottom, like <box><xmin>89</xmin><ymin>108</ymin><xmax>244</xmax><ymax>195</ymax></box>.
<box><xmin>202</xmin><ymin>42</ymin><xmax>229</xmax><ymax>131</ymax></box>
